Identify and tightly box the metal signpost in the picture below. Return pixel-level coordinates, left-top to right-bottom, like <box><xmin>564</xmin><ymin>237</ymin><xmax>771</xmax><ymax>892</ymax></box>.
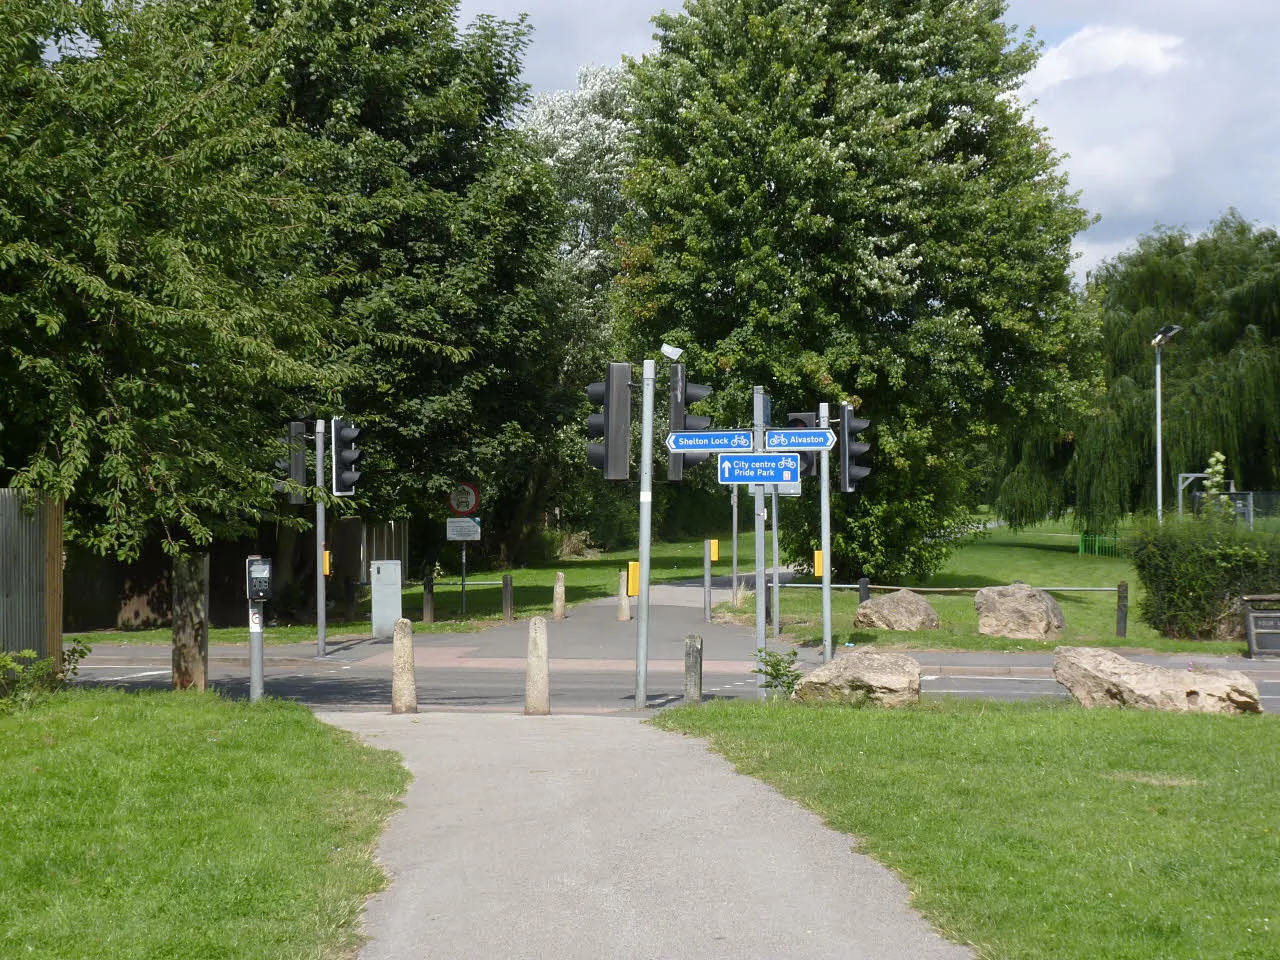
<box><xmin>314</xmin><ymin>418</ymin><xmax>326</xmax><ymax>658</ymax></box>
<box><xmin>731</xmin><ymin>486</ymin><xmax>739</xmax><ymax>604</ymax></box>
<box><xmin>446</xmin><ymin>516</ymin><xmax>481</xmax><ymax>613</ymax></box>
<box><xmin>636</xmin><ymin>359</ymin><xmax>656</xmax><ymax>709</ymax></box>
<box><xmin>819</xmin><ymin>403</ymin><xmax>833</xmax><ymax>663</ymax></box>
<box><xmin>753</xmin><ymin>388</ymin><xmax>767</xmax><ymax>695</ymax></box>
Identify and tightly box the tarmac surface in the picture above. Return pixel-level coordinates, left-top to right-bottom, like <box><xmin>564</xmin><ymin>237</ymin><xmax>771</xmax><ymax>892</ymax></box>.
<box><xmin>320</xmin><ymin>711</ymin><xmax>975</xmax><ymax>960</ymax></box>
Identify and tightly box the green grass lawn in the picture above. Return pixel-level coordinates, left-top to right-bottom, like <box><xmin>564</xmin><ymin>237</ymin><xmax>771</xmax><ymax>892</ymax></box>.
<box><xmin>77</xmin><ymin>534</ymin><xmax>758</xmax><ymax>646</ymax></box>
<box><xmin>0</xmin><ymin>690</ymin><xmax>409</xmax><ymax>959</ymax></box>
<box><xmin>656</xmin><ymin>699</ymin><xmax>1280</xmax><ymax>960</ymax></box>
<box><xmin>757</xmin><ymin>524</ymin><xmax>1247</xmax><ymax>655</ymax></box>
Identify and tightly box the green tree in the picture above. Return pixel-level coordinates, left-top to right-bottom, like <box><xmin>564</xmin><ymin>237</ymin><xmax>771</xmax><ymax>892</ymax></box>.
<box><xmin>998</xmin><ymin>212</ymin><xmax>1280</xmax><ymax>531</ymax></box>
<box><xmin>257</xmin><ymin>0</ymin><xmax>579</xmax><ymax>563</ymax></box>
<box><xmin>0</xmin><ymin>0</ymin><xmax>341</xmax><ymax>684</ymax></box>
<box><xmin>618</xmin><ymin>0</ymin><xmax>1094</xmax><ymax>578</ymax></box>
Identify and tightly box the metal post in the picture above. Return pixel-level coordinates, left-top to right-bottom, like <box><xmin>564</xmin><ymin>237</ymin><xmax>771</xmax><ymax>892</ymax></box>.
<box><xmin>502</xmin><ymin>573</ymin><xmax>514</xmax><ymax>621</ymax></box>
<box><xmin>1116</xmin><ymin>580</ymin><xmax>1129</xmax><ymax>639</ymax></box>
<box><xmin>249</xmin><ymin>599</ymin><xmax>264</xmax><ymax>702</ymax></box>
<box><xmin>859</xmin><ymin>577</ymin><xmax>870</xmax><ymax>602</ymax></box>
<box><xmin>1155</xmin><ymin>344</ymin><xmax>1163</xmax><ymax>524</ymax></box>
<box><xmin>771</xmin><ymin>487</ymin><xmax>780</xmax><ymax>639</ymax></box>
<box><xmin>422</xmin><ymin>571</ymin><xmax>434</xmax><ymax>625</ymax></box>
<box><xmin>460</xmin><ymin>542</ymin><xmax>467</xmax><ymax>614</ymax></box>
<box><xmin>731</xmin><ymin>486</ymin><xmax>739</xmax><ymax>605</ymax></box>
<box><xmin>636</xmin><ymin>358</ymin><xmax>656</xmax><ymax>709</ymax></box>
<box><xmin>819</xmin><ymin>403</ymin><xmax>833</xmax><ymax>663</ymax></box>
<box><xmin>315</xmin><ymin>418</ymin><xmax>326</xmax><ymax>658</ymax></box>
<box><xmin>753</xmin><ymin>387</ymin><xmax>767</xmax><ymax>694</ymax></box>
<box><xmin>703</xmin><ymin>539</ymin><xmax>712</xmax><ymax>623</ymax></box>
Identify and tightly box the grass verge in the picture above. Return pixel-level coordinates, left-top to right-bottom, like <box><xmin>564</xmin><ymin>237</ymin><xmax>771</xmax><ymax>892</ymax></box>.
<box><xmin>655</xmin><ymin>699</ymin><xmax>1280</xmax><ymax>960</ymax></box>
<box><xmin>759</xmin><ymin>525</ymin><xmax>1247</xmax><ymax>655</ymax></box>
<box><xmin>75</xmin><ymin>535</ymin><xmax>756</xmax><ymax>646</ymax></box>
<box><xmin>0</xmin><ymin>690</ymin><xmax>409</xmax><ymax>959</ymax></box>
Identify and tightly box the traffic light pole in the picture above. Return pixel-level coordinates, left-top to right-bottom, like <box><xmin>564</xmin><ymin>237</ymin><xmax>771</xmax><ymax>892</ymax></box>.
<box><xmin>753</xmin><ymin>387</ymin><xmax>767</xmax><ymax>694</ymax></box>
<box><xmin>315</xmin><ymin>418</ymin><xmax>327</xmax><ymax>658</ymax></box>
<box><xmin>635</xmin><ymin>358</ymin><xmax>656</xmax><ymax>709</ymax></box>
<box><xmin>819</xmin><ymin>403</ymin><xmax>833</xmax><ymax>663</ymax></box>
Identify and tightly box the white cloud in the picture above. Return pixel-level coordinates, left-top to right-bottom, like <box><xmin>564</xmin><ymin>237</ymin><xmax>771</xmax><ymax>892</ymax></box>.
<box><xmin>1070</xmin><ymin>133</ymin><xmax>1176</xmax><ymax>214</ymax></box>
<box><xmin>1024</xmin><ymin>25</ymin><xmax>1185</xmax><ymax>96</ymax></box>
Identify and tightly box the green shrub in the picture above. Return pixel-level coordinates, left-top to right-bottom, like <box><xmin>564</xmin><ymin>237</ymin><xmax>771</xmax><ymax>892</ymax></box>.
<box><xmin>0</xmin><ymin>638</ymin><xmax>90</xmax><ymax>712</ymax></box>
<box><xmin>753</xmin><ymin>648</ymin><xmax>803</xmax><ymax>698</ymax></box>
<box><xmin>1127</xmin><ymin>518</ymin><xmax>1280</xmax><ymax>639</ymax></box>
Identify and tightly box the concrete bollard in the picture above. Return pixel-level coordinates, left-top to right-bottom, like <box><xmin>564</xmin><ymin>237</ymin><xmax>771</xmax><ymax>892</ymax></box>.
<box><xmin>552</xmin><ymin>571</ymin><xmax>566</xmax><ymax>620</ymax></box>
<box><xmin>391</xmin><ymin>617</ymin><xmax>418</xmax><ymax>714</ymax></box>
<box><xmin>684</xmin><ymin>634</ymin><xmax>703</xmax><ymax>704</ymax></box>
<box><xmin>617</xmin><ymin>570</ymin><xmax>631</xmax><ymax>621</ymax></box>
<box><xmin>525</xmin><ymin>616</ymin><xmax>550</xmax><ymax>716</ymax></box>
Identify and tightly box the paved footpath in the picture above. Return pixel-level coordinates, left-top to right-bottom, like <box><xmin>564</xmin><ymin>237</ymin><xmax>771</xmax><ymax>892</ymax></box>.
<box><xmin>319</xmin><ymin>711</ymin><xmax>974</xmax><ymax>960</ymax></box>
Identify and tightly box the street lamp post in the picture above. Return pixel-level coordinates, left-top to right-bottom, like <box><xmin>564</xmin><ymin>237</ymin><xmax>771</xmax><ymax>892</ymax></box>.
<box><xmin>1151</xmin><ymin>324</ymin><xmax>1182</xmax><ymax>523</ymax></box>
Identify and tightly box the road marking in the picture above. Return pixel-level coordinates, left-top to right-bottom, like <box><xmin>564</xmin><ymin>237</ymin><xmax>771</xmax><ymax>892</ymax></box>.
<box><xmin>922</xmin><ymin>675</ymin><xmax>1052</xmax><ymax>682</ymax></box>
<box><xmin>108</xmin><ymin>669</ymin><xmax>170</xmax><ymax>681</ymax></box>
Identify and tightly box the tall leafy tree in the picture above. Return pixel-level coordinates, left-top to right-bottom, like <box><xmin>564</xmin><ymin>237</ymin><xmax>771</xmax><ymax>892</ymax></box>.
<box><xmin>998</xmin><ymin>212</ymin><xmax>1280</xmax><ymax>530</ymax></box>
<box><xmin>0</xmin><ymin>0</ymin><xmax>341</xmax><ymax>683</ymax></box>
<box><xmin>619</xmin><ymin>0</ymin><xmax>1094</xmax><ymax>578</ymax></box>
<box><xmin>258</xmin><ymin>0</ymin><xmax>575</xmax><ymax>561</ymax></box>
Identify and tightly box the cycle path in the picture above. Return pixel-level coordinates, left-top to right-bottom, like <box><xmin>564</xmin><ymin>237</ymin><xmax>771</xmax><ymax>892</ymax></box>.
<box><xmin>321</xmin><ymin>710</ymin><xmax>974</xmax><ymax>960</ymax></box>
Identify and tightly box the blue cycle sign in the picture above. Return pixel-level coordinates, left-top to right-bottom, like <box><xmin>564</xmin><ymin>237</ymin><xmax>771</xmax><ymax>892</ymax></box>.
<box><xmin>765</xmin><ymin>428</ymin><xmax>835</xmax><ymax>451</ymax></box>
<box><xmin>666</xmin><ymin>430</ymin><xmax>754</xmax><ymax>453</ymax></box>
<box><xmin>717</xmin><ymin>453</ymin><xmax>802</xmax><ymax>484</ymax></box>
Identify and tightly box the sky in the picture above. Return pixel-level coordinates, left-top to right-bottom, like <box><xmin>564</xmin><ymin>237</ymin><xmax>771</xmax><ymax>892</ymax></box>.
<box><xmin>454</xmin><ymin>0</ymin><xmax>1280</xmax><ymax>278</ymax></box>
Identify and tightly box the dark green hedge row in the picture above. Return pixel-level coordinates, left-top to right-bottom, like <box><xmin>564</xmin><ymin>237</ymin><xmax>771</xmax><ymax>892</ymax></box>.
<box><xmin>1127</xmin><ymin>520</ymin><xmax>1280</xmax><ymax>639</ymax></box>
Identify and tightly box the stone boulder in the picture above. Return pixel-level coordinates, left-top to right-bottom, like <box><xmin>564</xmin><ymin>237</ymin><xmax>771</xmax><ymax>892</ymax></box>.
<box><xmin>854</xmin><ymin>589</ymin><xmax>940</xmax><ymax>631</ymax></box>
<box><xmin>974</xmin><ymin>583</ymin><xmax>1065</xmax><ymax>641</ymax></box>
<box><xmin>791</xmin><ymin>649</ymin><xmax>920</xmax><ymax>708</ymax></box>
<box><xmin>1053</xmin><ymin>646</ymin><xmax>1262</xmax><ymax>714</ymax></box>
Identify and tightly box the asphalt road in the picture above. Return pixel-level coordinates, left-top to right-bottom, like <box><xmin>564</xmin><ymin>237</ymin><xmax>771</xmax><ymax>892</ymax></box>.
<box><xmin>74</xmin><ymin>592</ymin><xmax>1280</xmax><ymax>713</ymax></box>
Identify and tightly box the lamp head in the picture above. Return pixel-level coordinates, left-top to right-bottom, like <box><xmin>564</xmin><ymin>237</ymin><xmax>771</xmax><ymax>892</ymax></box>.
<box><xmin>1150</xmin><ymin>324</ymin><xmax>1183</xmax><ymax>347</ymax></box>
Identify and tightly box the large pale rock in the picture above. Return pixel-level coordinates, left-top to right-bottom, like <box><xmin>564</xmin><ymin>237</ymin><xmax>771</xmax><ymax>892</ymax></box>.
<box><xmin>792</xmin><ymin>649</ymin><xmax>920</xmax><ymax>708</ymax></box>
<box><xmin>974</xmin><ymin>584</ymin><xmax>1065</xmax><ymax>641</ymax></box>
<box><xmin>1053</xmin><ymin>646</ymin><xmax>1262</xmax><ymax>714</ymax></box>
<box><xmin>854</xmin><ymin>589</ymin><xmax>940</xmax><ymax>631</ymax></box>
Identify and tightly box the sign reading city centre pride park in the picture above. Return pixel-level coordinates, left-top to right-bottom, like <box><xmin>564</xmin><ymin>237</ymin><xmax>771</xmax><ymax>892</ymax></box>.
<box><xmin>717</xmin><ymin>453</ymin><xmax>802</xmax><ymax>485</ymax></box>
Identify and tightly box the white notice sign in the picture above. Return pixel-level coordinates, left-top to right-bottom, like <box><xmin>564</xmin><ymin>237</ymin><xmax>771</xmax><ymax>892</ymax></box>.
<box><xmin>446</xmin><ymin>517</ymin><xmax>481</xmax><ymax>541</ymax></box>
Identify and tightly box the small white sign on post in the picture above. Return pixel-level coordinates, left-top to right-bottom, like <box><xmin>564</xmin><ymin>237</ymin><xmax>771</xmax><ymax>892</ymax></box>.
<box><xmin>446</xmin><ymin>517</ymin><xmax>481</xmax><ymax>541</ymax></box>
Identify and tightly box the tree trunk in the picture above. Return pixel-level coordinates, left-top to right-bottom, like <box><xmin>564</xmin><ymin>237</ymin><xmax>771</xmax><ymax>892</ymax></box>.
<box><xmin>172</xmin><ymin>552</ymin><xmax>210</xmax><ymax>690</ymax></box>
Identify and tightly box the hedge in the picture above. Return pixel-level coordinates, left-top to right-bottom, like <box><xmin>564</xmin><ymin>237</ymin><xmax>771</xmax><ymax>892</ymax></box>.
<box><xmin>1127</xmin><ymin>518</ymin><xmax>1280</xmax><ymax>639</ymax></box>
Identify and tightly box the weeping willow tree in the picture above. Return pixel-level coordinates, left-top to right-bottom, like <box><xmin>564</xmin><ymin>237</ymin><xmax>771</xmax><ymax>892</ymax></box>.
<box><xmin>997</xmin><ymin>211</ymin><xmax>1280</xmax><ymax>531</ymax></box>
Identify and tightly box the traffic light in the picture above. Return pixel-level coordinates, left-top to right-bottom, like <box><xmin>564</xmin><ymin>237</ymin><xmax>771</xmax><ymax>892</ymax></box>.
<box><xmin>838</xmin><ymin>402</ymin><xmax>871</xmax><ymax>493</ymax></box>
<box><xmin>786</xmin><ymin>411</ymin><xmax>818</xmax><ymax>478</ymax></box>
<box><xmin>274</xmin><ymin>420</ymin><xmax>307</xmax><ymax>505</ymax></box>
<box><xmin>667</xmin><ymin>362</ymin><xmax>713</xmax><ymax>481</ymax></box>
<box><xmin>331</xmin><ymin>418</ymin><xmax>363</xmax><ymax>496</ymax></box>
<box><xmin>587</xmin><ymin>362</ymin><xmax>632</xmax><ymax>480</ymax></box>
